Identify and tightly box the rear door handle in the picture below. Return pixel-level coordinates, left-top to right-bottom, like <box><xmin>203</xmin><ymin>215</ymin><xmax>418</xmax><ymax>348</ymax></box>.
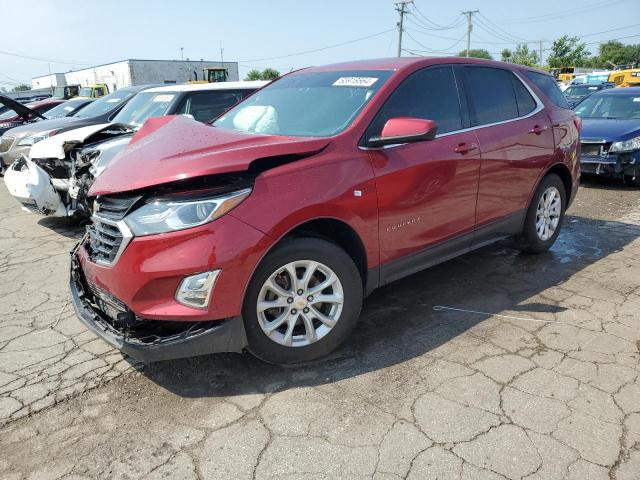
<box><xmin>529</xmin><ymin>124</ymin><xmax>548</xmax><ymax>135</ymax></box>
<box><xmin>454</xmin><ymin>142</ymin><xmax>478</xmax><ymax>155</ymax></box>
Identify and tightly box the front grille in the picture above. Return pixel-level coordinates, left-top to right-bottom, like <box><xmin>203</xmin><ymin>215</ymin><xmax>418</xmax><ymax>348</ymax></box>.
<box><xmin>581</xmin><ymin>142</ymin><xmax>611</xmax><ymax>157</ymax></box>
<box><xmin>87</xmin><ymin>217</ymin><xmax>127</xmax><ymax>265</ymax></box>
<box><xmin>94</xmin><ymin>194</ymin><xmax>142</xmax><ymax>221</ymax></box>
<box><xmin>87</xmin><ymin>281</ymin><xmax>127</xmax><ymax>312</ymax></box>
<box><xmin>0</xmin><ymin>136</ymin><xmax>15</xmax><ymax>153</ymax></box>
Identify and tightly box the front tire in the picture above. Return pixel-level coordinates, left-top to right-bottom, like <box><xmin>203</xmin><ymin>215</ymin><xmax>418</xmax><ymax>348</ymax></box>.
<box><xmin>516</xmin><ymin>173</ymin><xmax>566</xmax><ymax>254</ymax></box>
<box><xmin>242</xmin><ymin>237</ymin><xmax>363</xmax><ymax>364</ymax></box>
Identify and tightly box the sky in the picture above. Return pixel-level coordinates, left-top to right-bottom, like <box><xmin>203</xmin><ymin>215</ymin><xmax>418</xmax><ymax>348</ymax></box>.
<box><xmin>1</xmin><ymin>0</ymin><xmax>638</xmax><ymax>90</ymax></box>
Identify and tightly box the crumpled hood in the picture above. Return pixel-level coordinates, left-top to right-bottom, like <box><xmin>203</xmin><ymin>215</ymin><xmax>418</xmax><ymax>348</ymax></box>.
<box><xmin>581</xmin><ymin>118</ymin><xmax>640</xmax><ymax>142</ymax></box>
<box><xmin>90</xmin><ymin>115</ymin><xmax>330</xmax><ymax>196</ymax></box>
<box><xmin>29</xmin><ymin>123</ymin><xmax>111</xmax><ymax>159</ymax></box>
<box><xmin>0</xmin><ymin>94</ymin><xmax>45</xmax><ymax>121</ymax></box>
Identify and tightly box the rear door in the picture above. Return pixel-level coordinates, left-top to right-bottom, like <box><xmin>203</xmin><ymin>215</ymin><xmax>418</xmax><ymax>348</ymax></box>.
<box><xmin>462</xmin><ymin>66</ymin><xmax>555</xmax><ymax>238</ymax></box>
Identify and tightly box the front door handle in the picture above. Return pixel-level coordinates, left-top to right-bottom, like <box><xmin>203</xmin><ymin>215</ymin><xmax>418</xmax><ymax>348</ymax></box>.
<box><xmin>454</xmin><ymin>142</ymin><xmax>478</xmax><ymax>155</ymax></box>
<box><xmin>529</xmin><ymin>124</ymin><xmax>548</xmax><ymax>135</ymax></box>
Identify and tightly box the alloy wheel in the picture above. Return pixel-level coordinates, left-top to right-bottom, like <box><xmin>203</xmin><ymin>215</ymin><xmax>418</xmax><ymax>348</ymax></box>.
<box><xmin>256</xmin><ymin>260</ymin><xmax>344</xmax><ymax>347</ymax></box>
<box><xmin>535</xmin><ymin>186</ymin><xmax>561</xmax><ymax>241</ymax></box>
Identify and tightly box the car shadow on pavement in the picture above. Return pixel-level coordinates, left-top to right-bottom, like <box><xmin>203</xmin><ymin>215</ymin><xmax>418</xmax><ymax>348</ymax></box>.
<box><xmin>580</xmin><ymin>175</ymin><xmax>639</xmax><ymax>191</ymax></box>
<box><xmin>37</xmin><ymin>216</ymin><xmax>86</xmax><ymax>239</ymax></box>
<box><xmin>137</xmin><ymin>213</ymin><xmax>640</xmax><ymax>399</ymax></box>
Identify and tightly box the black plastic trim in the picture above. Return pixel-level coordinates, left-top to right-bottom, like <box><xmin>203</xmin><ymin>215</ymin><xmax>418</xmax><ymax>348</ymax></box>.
<box><xmin>376</xmin><ymin>210</ymin><xmax>526</xmax><ymax>287</ymax></box>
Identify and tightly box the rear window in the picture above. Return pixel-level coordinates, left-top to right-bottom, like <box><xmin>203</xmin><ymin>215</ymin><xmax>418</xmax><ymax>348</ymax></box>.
<box><xmin>523</xmin><ymin>70</ymin><xmax>570</xmax><ymax>109</ymax></box>
<box><xmin>465</xmin><ymin>67</ymin><xmax>519</xmax><ymax>125</ymax></box>
<box><xmin>512</xmin><ymin>75</ymin><xmax>537</xmax><ymax>116</ymax></box>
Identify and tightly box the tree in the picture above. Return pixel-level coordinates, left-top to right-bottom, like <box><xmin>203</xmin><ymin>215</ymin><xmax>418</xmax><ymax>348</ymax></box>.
<box><xmin>500</xmin><ymin>45</ymin><xmax>539</xmax><ymax>66</ymax></box>
<box><xmin>260</xmin><ymin>68</ymin><xmax>280</xmax><ymax>80</ymax></box>
<box><xmin>547</xmin><ymin>36</ymin><xmax>590</xmax><ymax>68</ymax></box>
<box><xmin>458</xmin><ymin>49</ymin><xmax>492</xmax><ymax>60</ymax></box>
<box><xmin>244</xmin><ymin>69</ymin><xmax>263</xmax><ymax>81</ymax></box>
<box><xmin>588</xmin><ymin>41</ymin><xmax>640</xmax><ymax>69</ymax></box>
<box><xmin>244</xmin><ymin>68</ymin><xmax>281</xmax><ymax>81</ymax></box>
<box><xmin>12</xmin><ymin>84</ymin><xmax>31</xmax><ymax>92</ymax></box>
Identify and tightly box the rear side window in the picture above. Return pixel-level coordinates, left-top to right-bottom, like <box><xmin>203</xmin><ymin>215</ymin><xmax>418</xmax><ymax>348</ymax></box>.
<box><xmin>512</xmin><ymin>75</ymin><xmax>537</xmax><ymax>116</ymax></box>
<box><xmin>522</xmin><ymin>70</ymin><xmax>569</xmax><ymax>109</ymax></box>
<box><xmin>464</xmin><ymin>67</ymin><xmax>519</xmax><ymax>125</ymax></box>
<box><xmin>366</xmin><ymin>65</ymin><xmax>463</xmax><ymax>139</ymax></box>
<box><xmin>177</xmin><ymin>90</ymin><xmax>250</xmax><ymax>122</ymax></box>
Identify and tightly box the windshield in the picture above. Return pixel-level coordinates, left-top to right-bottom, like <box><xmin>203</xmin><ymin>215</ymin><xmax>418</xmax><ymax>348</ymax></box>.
<box><xmin>73</xmin><ymin>89</ymin><xmax>136</xmax><ymax>118</ymax></box>
<box><xmin>44</xmin><ymin>99</ymin><xmax>89</xmax><ymax>119</ymax></box>
<box><xmin>213</xmin><ymin>70</ymin><xmax>392</xmax><ymax>137</ymax></box>
<box><xmin>111</xmin><ymin>91</ymin><xmax>176</xmax><ymax>127</ymax></box>
<box><xmin>565</xmin><ymin>85</ymin><xmax>599</xmax><ymax>96</ymax></box>
<box><xmin>0</xmin><ymin>108</ymin><xmax>18</xmax><ymax>121</ymax></box>
<box><xmin>574</xmin><ymin>94</ymin><xmax>640</xmax><ymax>119</ymax></box>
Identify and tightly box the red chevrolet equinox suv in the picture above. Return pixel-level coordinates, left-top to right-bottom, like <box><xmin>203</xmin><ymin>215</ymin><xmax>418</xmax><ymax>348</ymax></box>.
<box><xmin>70</xmin><ymin>58</ymin><xmax>580</xmax><ymax>364</ymax></box>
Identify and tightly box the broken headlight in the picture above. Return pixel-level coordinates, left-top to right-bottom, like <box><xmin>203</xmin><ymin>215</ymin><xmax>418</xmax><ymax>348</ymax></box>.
<box><xmin>17</xmin><ymin>129</ymin><xmax>59</xmax><ymax>147</ymax></box>
<box><xmin>124</xmin><ymin>188</ymin><xmax>252</xmax><ymax>236</ymax></box>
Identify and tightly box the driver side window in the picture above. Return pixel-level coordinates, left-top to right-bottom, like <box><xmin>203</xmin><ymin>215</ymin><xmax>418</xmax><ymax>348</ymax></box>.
<box><xmin>366</xmin><ymin>66</ymin><xmax>464</xmax><ymax>140</ymax></box>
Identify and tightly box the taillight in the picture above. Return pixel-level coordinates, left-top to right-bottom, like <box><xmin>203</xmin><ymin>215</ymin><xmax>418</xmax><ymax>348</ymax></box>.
<box><xmin>573</xmin><ymin>116</ymin><xmax>582</xmax><ymax>133</ymax></box>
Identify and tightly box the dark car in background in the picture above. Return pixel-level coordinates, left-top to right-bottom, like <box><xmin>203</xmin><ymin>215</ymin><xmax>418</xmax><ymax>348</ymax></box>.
<box><xmin>563</xmin><ymin>83</ymin><xmax>614</xmax><ymax>108</ymax></box>
<box><xmin>0</xmin><ymin>96</ymin><xmax>65</xmax><ymax>136</ymax></box>
<box><xmin>0</xmin><ymin>86</ymin><xmax>150</xmax><ymax>169</ymax></box>
<box><xmin>574</xmin><ymin>87</ymin><xmax>640</xmax><ymax>186</ymax></box>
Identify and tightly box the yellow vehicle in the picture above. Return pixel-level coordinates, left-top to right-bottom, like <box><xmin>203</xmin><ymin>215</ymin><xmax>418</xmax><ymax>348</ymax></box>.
<box><xmin>551</xmin><ymin>67</ymin><xmax>576</xmax><ymax>83</ymax></box>
<box><xmin>77</xmin><ymin>84</ymin><xmax>109</xmax><ymax>98</ymax></box>
<box><xmin>608</xmin><ymin>69</ymin><xmax>640</xmax><ymax>88</ymax></box>
<box><xmin>187</xmin><ymin>67</ymin><xmax>230</xmax><ymax>84</ymax></box>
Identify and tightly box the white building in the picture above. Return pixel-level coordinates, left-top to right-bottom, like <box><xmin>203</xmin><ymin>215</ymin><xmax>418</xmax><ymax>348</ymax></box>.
<box><xmin>32</xmin><ymin>59</ymin><xmax>239</xmax><ymax>92</ymax></box>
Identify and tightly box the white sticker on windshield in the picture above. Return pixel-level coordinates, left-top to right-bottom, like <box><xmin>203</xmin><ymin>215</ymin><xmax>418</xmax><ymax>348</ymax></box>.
<box><xmin>153</xmin><ymin>94</ymin><xmax>175</xmax><ymax>102</ymax></box>
<box><xmin>333</xmin><ymin>77</ymin><xmax>378</xmax><ymax>87</ymax></box>
<box><xmin>106</xmin><ymin>98</ymin><xmax>121</xmax><ymax>103</ymax></box>
<box><xmin>634</xmin><ymin>98</ymin><xmax>640</xmax><ymax>102</ymax></box>
<box><xmin>63</xmin><ymin>106</ymin><xmax>73</xmax><ymax>111</ymax></box>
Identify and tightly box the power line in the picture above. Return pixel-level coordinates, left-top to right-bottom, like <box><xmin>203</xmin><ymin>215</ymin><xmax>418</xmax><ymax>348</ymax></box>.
<box><xmin>238</xmin><ymin>28</ymin><xmax>396</xmax><ymax>63</ymax></box>
<box><xmin>502</xmin><ymin>0</ymin><xmax>630</xmax><ymax>25</ymax></box>
<box><xmin>477</xmin><ymin>13</ymin><xmax>533</xmax><ymax>43</ymax></box>
<box><xmin>410</xmin><ymin>3</ymin><xmax>464</xmax><ymax>30</ymax></box>
<box><xmin>405</xmin><ymin>30</ymin><xmax>467</xmax><ymax>53</ymax></box>
<box><xmin>0</xmin><ymin>50</ymin><xmax>92</xmax><ymax>66</ymax></box>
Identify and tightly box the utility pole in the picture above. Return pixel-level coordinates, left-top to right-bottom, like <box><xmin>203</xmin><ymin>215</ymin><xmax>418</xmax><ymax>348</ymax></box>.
<box><xmin>462</xmin><ymin>10</ymin><xmax>479</xmax><ymax>57</ymax></box>
<box><xmin>539</xmin><ymin>40</ymin><xmax>543</xmax><ymax>66</ymax></box>
<box><xmin>395</xmin><ymin>1</ymin><xmax>412</xmax><ymax>57</ymax></box>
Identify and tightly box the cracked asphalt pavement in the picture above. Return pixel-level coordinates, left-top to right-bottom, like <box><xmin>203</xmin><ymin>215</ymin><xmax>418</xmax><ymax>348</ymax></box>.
<box><xmin>1</xmin><ymin>177</ymin><xmax>639</xmax><ymax>480</ymax></box>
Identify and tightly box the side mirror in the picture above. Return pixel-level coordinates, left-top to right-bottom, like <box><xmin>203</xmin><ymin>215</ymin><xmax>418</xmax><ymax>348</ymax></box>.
<box><xmin>368</xmin><ymin>117</ymin><xmax>437</xmax><ymax>147</ymax></box>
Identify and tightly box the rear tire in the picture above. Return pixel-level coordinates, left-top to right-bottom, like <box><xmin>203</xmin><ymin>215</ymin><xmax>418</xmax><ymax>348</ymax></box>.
<box><xmin>242</xmin><ymin>237</ymin><xmax>363</xmax><ymax>364</ymax></box>
<box><xmin>515</xmin><ymin>173</ymin><xmax>566</xmax><ymax>254</ymax></box>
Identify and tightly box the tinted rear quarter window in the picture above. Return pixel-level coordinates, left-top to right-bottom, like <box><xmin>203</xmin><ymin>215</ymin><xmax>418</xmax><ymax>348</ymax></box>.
<box><xmin>464</xmin><ymin>66</ymin><xmax>519</xmax><ymax>125</ymax></box>
<box><xmin>366</xmin><ymin>65</ymin><xmax>463</xmax><ymax>139</ymax></box>
<box><xmin>522</xmin><ymin>70</ymin><xmax>569</xmax><ymax>109</ymax></box>
<box><xmin>512</xmin><ymin>75</ymin><xmax>537</xmax><ymax>116</ymax></box>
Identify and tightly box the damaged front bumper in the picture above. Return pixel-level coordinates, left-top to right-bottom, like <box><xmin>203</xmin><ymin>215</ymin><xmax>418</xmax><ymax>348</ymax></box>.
<box><xmin>580</xmin><ymin>151</ymin><xmax>640</xmax><ymax>181</ymax></box>
<box><xmin>4</xmin><ymin>156</ymin><xmax>67</xmax><ymax>216</ymax></box>
<box><xmin>69</xmin><ymin>246</ymin><xmax>248</xmax><ymax>363</ymax></box>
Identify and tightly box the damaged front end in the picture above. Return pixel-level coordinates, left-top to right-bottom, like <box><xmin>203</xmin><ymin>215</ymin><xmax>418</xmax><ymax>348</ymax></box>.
<box><xmin>70</xmin><ymin>234</ymin><xmax>247</xmax><ymax>363</ymax></box>
<box><xmin>4</xmin><ymin>124</ymin><xmax>134</xmax><ymax>218</ymax></box>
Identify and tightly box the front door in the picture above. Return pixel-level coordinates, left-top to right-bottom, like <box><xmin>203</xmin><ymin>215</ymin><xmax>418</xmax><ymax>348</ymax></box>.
<box><xmin>364</xmin><ymin>65</ymin><xmax>480</xmax><ymax>282</ymax></box>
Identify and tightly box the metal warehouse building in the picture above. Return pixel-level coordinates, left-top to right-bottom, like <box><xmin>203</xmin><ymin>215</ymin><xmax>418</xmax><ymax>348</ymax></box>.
<box><xmin>32</xmin><ymin>59</ymin><xmax>239</xmax><ymax>92</ymax></box>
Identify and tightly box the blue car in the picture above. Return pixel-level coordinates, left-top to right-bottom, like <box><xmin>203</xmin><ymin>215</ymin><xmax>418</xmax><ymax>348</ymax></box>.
<box><xmin>574</xmin><ymin>87</ymin><xmax>640</xmax><ymax>186</ymax></box>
